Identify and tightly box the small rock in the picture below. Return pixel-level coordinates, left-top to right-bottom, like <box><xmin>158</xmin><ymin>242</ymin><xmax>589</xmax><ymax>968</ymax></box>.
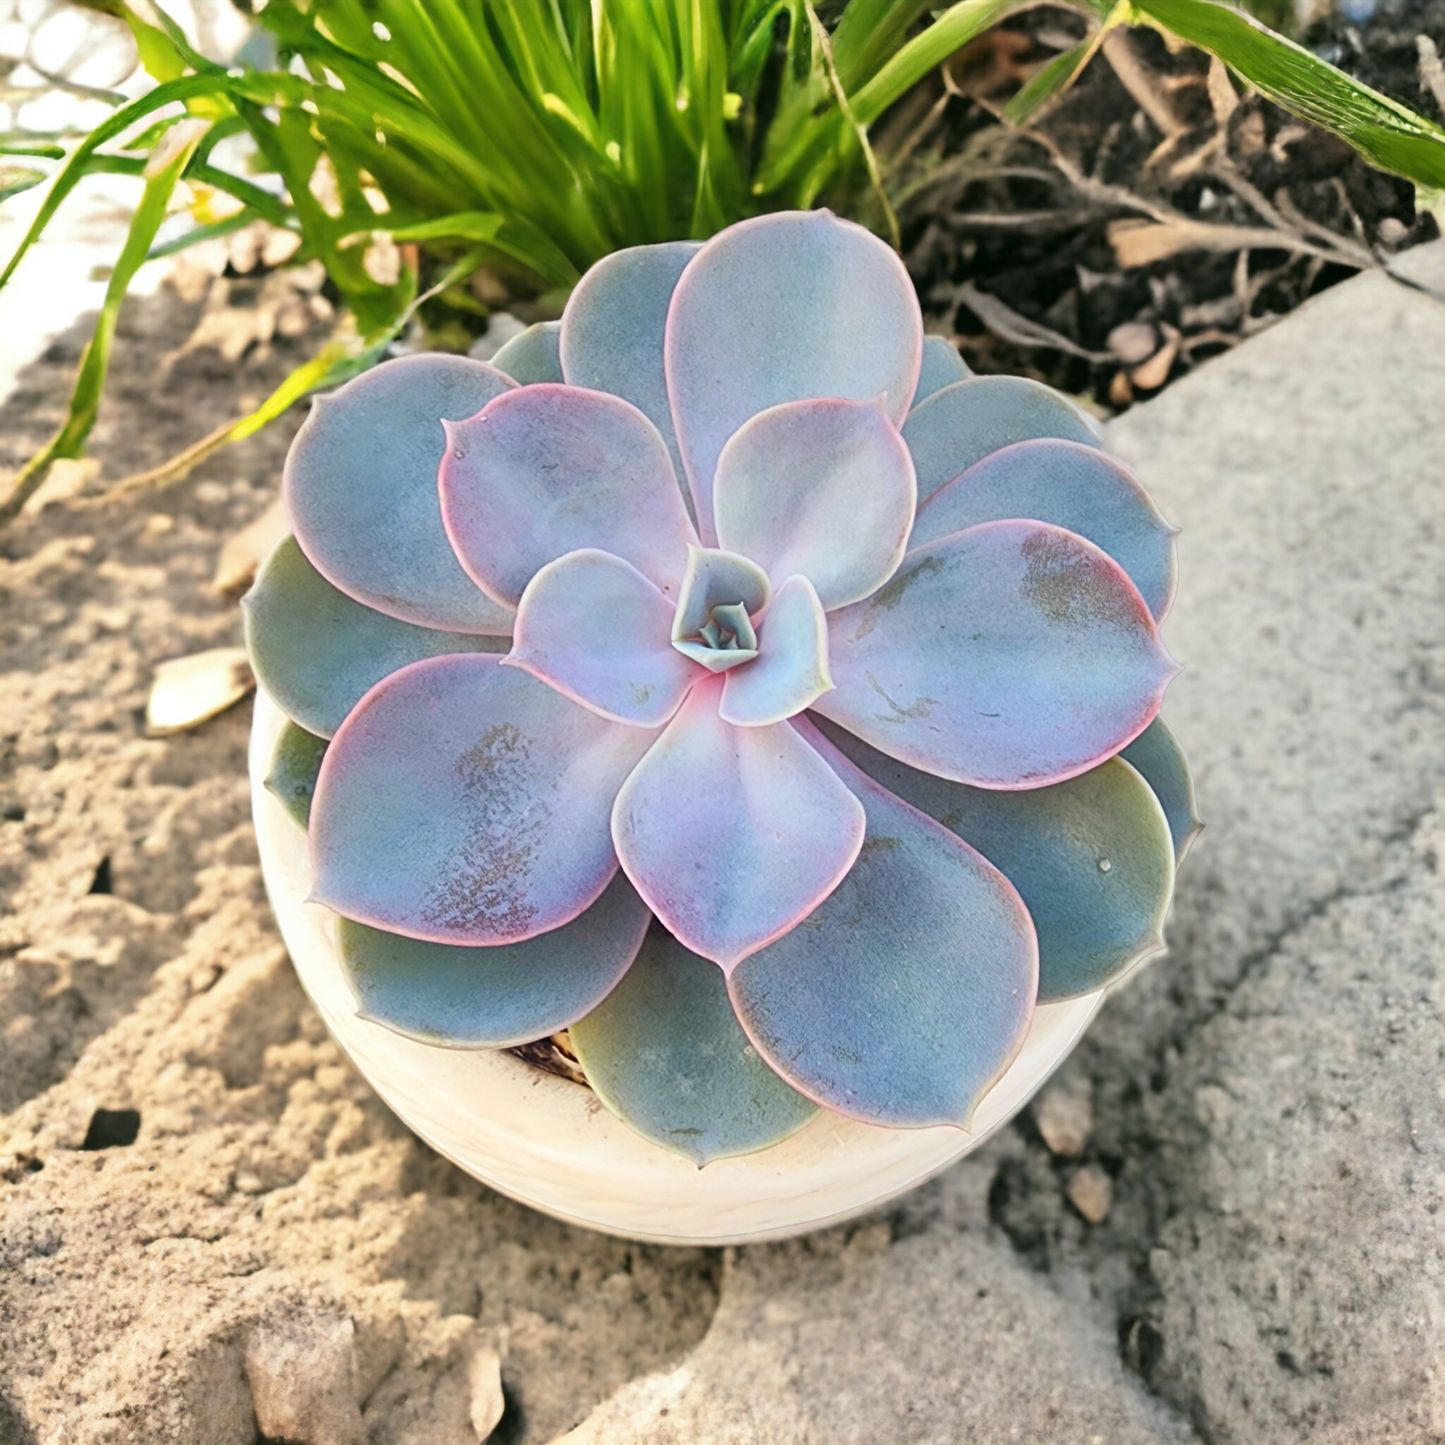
<box><xmin>1377</xmin><ymin>217</ymin><xmax>1409</xmax><ymax>247</ymax></box>
<box><xmin>469</xmin><ymin>1344</ymin><xmax>506</xmax><ymax>1440</ymax></box>
<box><xmin>1130</xmin><ymin>326</ymin><xmax>1181</xmax><ymax>392</ymax></box>
<box><xmin>1107</xmin><ymin>321</ymin><xmax>1158</xmax><ymax>365</ymax></box>
<box><xmin>1035</xmin><ymin>1083</ymin><xmax>1092</xmax><ymax>1158</ymax></box>
<box><xmin>469</xmin><ymin>312</ymin><xmax>528</xmax><ymax>362</ymax></box>
<box><xmin>1066</xmin><ymin>1165</ymin><xmax>1113</xmax><ymax>1224</ymax></box>
<box><xmin>145</xmin><ymin>647</ymin><xmax>254</xmax><ymax>735</ymax></box>
<box><xmin>244</xmin><ymin>1312</ymin><xmax>364</xmax><ymax>1445</ymax></box>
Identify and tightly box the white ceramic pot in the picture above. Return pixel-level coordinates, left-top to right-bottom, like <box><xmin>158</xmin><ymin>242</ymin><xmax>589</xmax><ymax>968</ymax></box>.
<box><xmin>250</xmin><ymin>686</ymin><xmax>1104</xmax><ymax>1246</ymax></box>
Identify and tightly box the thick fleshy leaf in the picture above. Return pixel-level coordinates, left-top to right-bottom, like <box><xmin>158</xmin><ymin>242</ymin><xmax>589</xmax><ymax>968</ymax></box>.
<box><xmin>815</xmin><ymin>718</ymin><xmax>1175</xmax><ymax>1002</ymax></box>
<box><xmin>719</xmin><ymin>576</ymin><xmax>833</xmax><ymax>727</ymax></box>
<box><xmin>559</xmin><ymin>240</ymin><xmax>701</xmax><ymax>490</ymax></box>
<box><xmin>711</xmin><ymin>398</ymin><xmax>916</xmax><ymax>610</ymax></box>
<box><xmin>902</xmin><ymin>376</ymin><xmax>1104</xmax><ymax>503</ymax></box>
<box><xmin>911</xmin><ymin>439</ymin><xmax>1177</xmax><ymax>620</ymax></box>
<box><xmin>440</xmin><ymin>384</ymin><xmax>697</xmax><ymax>607</ymax></box>
<box><xmin>670</xmin><ymin>545</ymin><xmax>770</xmax><ymax>673</ymax></box>
<box><xmin>243</xmin><ymin>536</ymin><xmax>505</xmax><ymax>739</ymax></box>
<box><xmin>336</xmin><ymin>870</ymin><xmax>650</xmax><ymax>1049</ymax></box>
<box><xmin>611</xmin><ymin>676</ymin><xmax>865</xmax><ymax>969</ymax></box>
<box><xmin>913</xmin><ymin>335</ymin><xmax>973</xmax><ymax>404</ymax></box>
<box><xmin>569</xmin><ymin>923</ymin><xmax>819</xmax><ymax>1165</ymax></box>
<box><xmin>311</xmin><ymin>655</ymin><xmax>655</xmax><ymax>945</ymax></box>
<box><xmin>507</xmin><ymin>549</ymin><xmax>701</xmax><ymax>727</ymax></box>
<box><xmin>284</xmin><ymin>353</ymin><xmax>515</xmax><ymax>633</ymax></box>
<box><xmin>264</xmin><ymin>720</ymin><xmax>327</xmax><ymax>828</ymax></box>
<box><xmin>665</xmin><ymin>210</ymin><xmax>922</xmax><ymax>542</ymax></box>
<box><xmin>729</xmin><ymin>721</ymin><xmax>1038</xmax><ymax>1128</ymax></box>
<box><xmin>816</xmin><ymin>521</ymin><xmax>1179</xmax><ymax>788</ymax></box>
<box><xmin>491</xmin><ymin>321</ymin><xmax>563</xmax><ymax>385</ymax></box>
<box><xmin>1120</xmin><ymin>716</ymin><xmax>1202</xmax><ymax>861</ymax></box>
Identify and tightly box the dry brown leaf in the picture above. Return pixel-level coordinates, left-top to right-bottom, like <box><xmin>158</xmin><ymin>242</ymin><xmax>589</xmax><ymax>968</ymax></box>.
<box><xmin>145</xmin><ymin>647</ymin><xmax>254</xmax><ymax>736</ymax></box>
<box><xmin>1109</xmin><ymin>217</ymin><xmax>1296</xmax><ymax>267</ymax></box>
<box><xmin>469</xmin><ymin>1345</ymin><xmax>506</xmax><ymax>1440</ymax></box>
<box><xmin>213</xmin><ymin>497</ymin><xmax>287</xmax><ymax>596</ymax></box>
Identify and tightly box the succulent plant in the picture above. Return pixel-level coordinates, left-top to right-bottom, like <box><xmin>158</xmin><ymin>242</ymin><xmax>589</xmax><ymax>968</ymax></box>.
<box><xmin>245</xmin><ymin>211</ymin><xmax>1199</xmax><ymax>1165</ymax></box>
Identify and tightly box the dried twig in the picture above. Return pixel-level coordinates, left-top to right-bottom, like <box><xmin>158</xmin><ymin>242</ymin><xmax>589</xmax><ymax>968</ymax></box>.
<box><xmin>806</xmin><ymin>1</ymin><xmax>900</xmax><ymax>250</ymax></box>
<box><xmin>955</xmin><ymin>281</ymin><xmax>1114</xmax><ymax>361</ymax></box>
<box><xmin>1101</xmin><ymin>29</ymin><xmax>1186</xmax><ymax>136</ymax></box>
<box><xmin>1418</xmin><ymin>36</ymin><xmax>1445</xmax><ymax>116</ymax></box>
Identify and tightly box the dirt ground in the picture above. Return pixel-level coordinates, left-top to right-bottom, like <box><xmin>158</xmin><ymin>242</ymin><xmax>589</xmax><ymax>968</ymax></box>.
<box><xmin>0</xmin><ymin>278</ymin><xmax>724</xmax><ymax>1443</ymax></box>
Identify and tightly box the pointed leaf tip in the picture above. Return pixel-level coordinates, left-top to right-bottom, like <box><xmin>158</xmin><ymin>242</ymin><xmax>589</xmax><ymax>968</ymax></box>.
<box><xmin>665</xmin><ymin>210</ymin><xmax>922</xmax><ymax>542</ymax></box>
<box><xmin>611</xmin><ymin>679</ymin><xmax>864</xmax><ymax>969</ymax></box>
<box><xmin>283</xmin><ymin>353</ymin><xmax>516</xmax><ymax>634</ymax></box>
<box><xmin>440</xmin><ymin>384</ymin><xmax>697</xmax><ymax>608</ymax></box>
<box><xmin>729</xmin><ymin>721</ymin><xmax>1038</xmax><ymax>1128</ymax></box>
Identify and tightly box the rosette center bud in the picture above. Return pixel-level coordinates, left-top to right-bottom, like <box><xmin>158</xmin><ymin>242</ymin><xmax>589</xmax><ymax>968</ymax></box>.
<box><xmin>670</xmin><ymin>545</ymin><xmax>770</xmax><ymax>675</ymax></box>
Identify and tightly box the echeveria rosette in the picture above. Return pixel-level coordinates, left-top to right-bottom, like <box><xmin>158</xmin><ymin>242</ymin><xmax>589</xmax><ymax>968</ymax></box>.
<box><xmin>244</xmin><ymin>209</ymin><xmax>1197</xmax><ymax>1166</ymax></box>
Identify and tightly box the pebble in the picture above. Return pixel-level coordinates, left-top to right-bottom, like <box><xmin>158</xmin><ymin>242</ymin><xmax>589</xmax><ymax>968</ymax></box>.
<box><xmin>1067</xmin><ymin>1165</ymin><xmax>1114</xmax><ymax>1225</ymax></box>
<box><xmin>1035</xmin><ymin>1083</ymin><xmax>1093</xmax><ymax>1158</ymax></box>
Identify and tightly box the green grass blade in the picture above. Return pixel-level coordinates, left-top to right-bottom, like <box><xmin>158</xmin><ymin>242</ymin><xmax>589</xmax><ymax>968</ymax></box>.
<box><xmin>0</xmin><ymin>142</ymin><xmax>67</xmax><ymax>159</ymax></box>
<box><xmin>1003</xmin><ymin>38</ymin><xmax>1096</xmax><ymax>126</ymax></box>
<box><xmin>1130</xmin><ymin>0</ymin><xmax>1445</xmax><ymax>187</ymax></box>
<box><xmin>850</xmin><ymin>0</ymin><xmax>1025</xmax><ymax>125</ymax></box>
<box><xmin>93</xmin><ymin>247</ymin><xmax>484</xmax><ymax>501</ymax></box>
<box><xmin>147</xmin><ymin>210</ymin><xmax>266</xmax><ymax>259</ymax></box>
<box><xmin>0</xmin><ymin>165</ymin><xmax>50</xmax><ymax>202</ymax></box>
<box><xmin>0</xmin><ymin>74</ymin><xmax>234</xmax><ymax>292</ymax></box>
<box><xmin>0</xmin><ymin>121</ymin><xmax>210</xmax><ymax>525</ymax></box>
<box><xmin>830</xmin><ymin>0</ymin><xmax>933</xmax><ymax>91</ymax></box>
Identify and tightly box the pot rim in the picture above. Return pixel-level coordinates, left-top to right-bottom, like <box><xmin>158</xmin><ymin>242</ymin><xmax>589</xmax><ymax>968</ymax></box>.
<box><xmin>249</xmin><ymin>685</ymin><xmax>1104</xmax><ymax>1245</ymax></box>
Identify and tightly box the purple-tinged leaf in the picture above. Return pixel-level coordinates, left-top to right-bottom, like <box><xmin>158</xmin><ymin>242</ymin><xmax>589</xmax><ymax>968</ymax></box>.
<box><xmin>1120</xmin><ymin>716</ymin><xmax>1202</xmax><ymax>861</ymax></box>
<box><xmin>912</xmin><ymin>335</ymin><xmax>973</xmax><ymax>405</ymax></box>
<box><xmin>440</xmin><ymin>384</ymin><xmax>697</xmax><ymax>607</ymax></box>
<box><xmin>664</xmin><ymin>210</ymin><xmax>922</xmax><ymax>542</ymax></box>
<box><xmin>284</xmin><ymin>354</ymin><xmax>515</xmax><ymax>634</ymax></box>
<box><xmin>670</xmin><ymin>546</ymin><xmax>770</xmax><ymax>673</ymax></box>
<box><xmin>719</xmin><ymin>576</ymin><xmax>832</xmax><ymax>727</ymax></box>
<box><xmin>611</xmin><ymin>677</ymin><xmax>865</xmax><ymax>970</ymax></box>
<box><xmin>491</xmin><ymin>321</ymin><xmax>563</xmax><ymax>385</ymax></box>
<box><xmin>815</xmin><ymin>521</ymin><xmax>1179</xmax><ymax>789</ymax></box>
<box><xmin>911</xmin><ymin>439</ymin><xmax>1177</xmax><ymax>620</ymax></box>
<box><xmin>560</xmin><ymin>240</ymin><xmax>701</xmax><ymax>491</ymax></box>
<box><xmin>264</xmin><ymin>719</ymin><xmax>327</xmax><ymax>829</ymax></box>
<box><xmin>902</xmin><ymin>376</ymin><xmax>1104</xmax><ymax>503</ymax></box>
<box><xmin>711</xmin><ymin>398</ymin><xmax>916</xmax><ymax>610</ymax></box>
<box><xmin>311</xmin><ymin>655</ymin><xmax>655</xmax><ymax>946</ymax></box>
<box><xmin>816</xmin><ymin>718</ymin><xmax>1175</xmax><ymax>1002</ymax></box>
<box><xmin>729</xmin><ymin>721</ymin><xmax>1038</xmax><ymax>1128</ymax></box>
<box><xmin>243</xmin><ymin>535</ymin><xmax>505</xmax><ymax>739</ymax></box>
<box><xmin>337</xmin><ymin>870</ymin><xmax>650</xmax><ymax>1049</ymax></box>
<box><xmin>507</xmin><ymin>549</ymin><xmax>702</xmax><ymax>728</ymax></box>
<box><xmin>569</xmin><ymin>923</ymin><xmax>818</xmax><ymax>1165</ymax></box>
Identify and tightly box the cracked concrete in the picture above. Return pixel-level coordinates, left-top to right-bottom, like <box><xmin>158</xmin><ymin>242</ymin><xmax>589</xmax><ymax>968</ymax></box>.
<box><xmin>1</xmin><ymin>243</ymin><xmax>1443</xmax><ymax>1443</ymax></box>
